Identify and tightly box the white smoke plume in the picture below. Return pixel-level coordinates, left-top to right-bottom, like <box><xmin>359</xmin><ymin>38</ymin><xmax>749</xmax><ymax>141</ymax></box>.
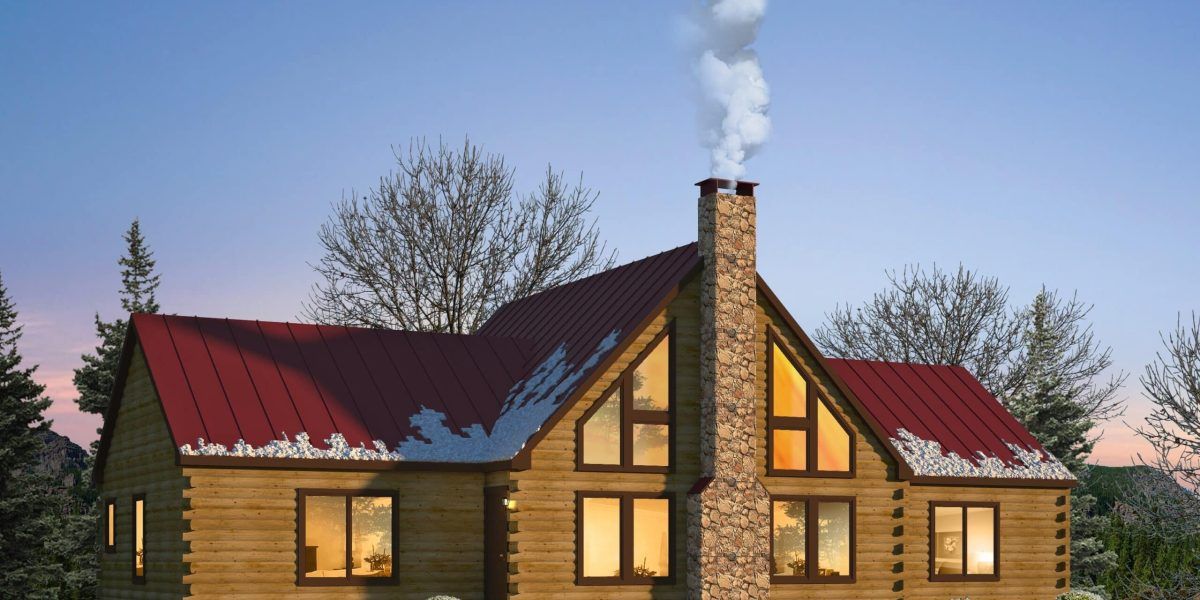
<box><xmin>689</xmin><ymin>0</ymin><xmax>770</xmax><ymax>180</ymax></box>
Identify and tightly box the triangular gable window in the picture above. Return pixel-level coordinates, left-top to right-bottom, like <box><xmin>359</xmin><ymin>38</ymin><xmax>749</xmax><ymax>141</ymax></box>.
<box><xmin>578</xmin><ymin>325</ymin><xmax>672</xmax><ymax>473</ymax></box>
<box><xmin>768</xmin><ymin>334</ymin><xmax>854</xmax><ymax>476</ymax></box>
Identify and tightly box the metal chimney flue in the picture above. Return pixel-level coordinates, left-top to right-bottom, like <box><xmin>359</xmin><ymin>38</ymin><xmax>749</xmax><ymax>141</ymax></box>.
<box><xmin>695</xmin><ymin>177</ymin><xmax>758</xmax><ymax>197</ymax></box>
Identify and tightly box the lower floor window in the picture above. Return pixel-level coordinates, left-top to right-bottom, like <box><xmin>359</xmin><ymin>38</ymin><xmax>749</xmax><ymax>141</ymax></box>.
<box><xmin>770</xmin><ymin>496</ymin><xmax>855</xmax><ymax>583</ymax></box>
<box><xmin>931</xmin><ymin>502</ymin><xmax>998</xmax><ymax>581</ymax></box>
<box><xmin>577</xmin><ymin>492</ymin><xmax>673</xmax><ymax>584</ymax></box>
<box><xmin>298</xmin><ymin>490</ymin><xmax>398</xmax><ymax>584</ymax></box>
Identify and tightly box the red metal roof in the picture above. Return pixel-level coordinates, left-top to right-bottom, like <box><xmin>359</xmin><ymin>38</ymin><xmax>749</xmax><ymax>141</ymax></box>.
<box><xmin>123</xmin><ymin>242</ymin><xmax>700</xmax><ymax>462</ymax></box>
<box><xmin>131</xmin><ymin>313</ymin><xmax>534</xmax><ymax>451</ymax></box>
<box><xmin>824</xmin><ymin>358</ymin><xmax>1050</xmax><ymax>469</ymax></box>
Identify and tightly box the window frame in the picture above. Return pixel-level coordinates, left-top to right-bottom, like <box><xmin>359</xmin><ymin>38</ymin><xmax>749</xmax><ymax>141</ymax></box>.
<box><xmin>131</xmin><ymin>493</ymin><xmax>145</xmax><ymax>584</ymax></box>
<box><xmin>769</xmin><ymin>495</ymin><xmax>857</xmax><ymax>584</ymax></box>
<box><xmin>574</xmin><ymin>491</ymin><xmax>676</xmax><ymax>586</ymax></box>
<box><xmin>766</xmin><ymin>331</ymin><xmax>856</xmax><ymax>478</ymax></box>
<box><xmin>576</xmin><ymin>323</ymin><xmax>675</xmax><ymax>474</ymax></box>
<box><xmin>103</xmin><ymin>498</ymin><xmax>116</xmax><ymax>553</ymax></box>
<box><xmin>296</xmin><ymin>488</ymin><xmax>401</xmax><ymax>587</ymax></box>
<box><xmin>928</xmin><ymin>501</ymin><xmax>1001</xmax><ymax>583</ymax></box>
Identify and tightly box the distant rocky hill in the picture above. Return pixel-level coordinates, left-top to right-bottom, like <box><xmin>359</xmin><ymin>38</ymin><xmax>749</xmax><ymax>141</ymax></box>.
<box><xmin>35</xmin><ymin>429</ymin><xmax>93</xmax><ymax>511</ymax></box>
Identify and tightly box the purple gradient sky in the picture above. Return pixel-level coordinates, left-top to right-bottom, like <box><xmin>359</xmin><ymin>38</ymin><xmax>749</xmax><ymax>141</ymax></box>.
<box><xmin>3</xmin><ymin>2</ymin><xmax>1198</xmax><ymax>465</ymax></box>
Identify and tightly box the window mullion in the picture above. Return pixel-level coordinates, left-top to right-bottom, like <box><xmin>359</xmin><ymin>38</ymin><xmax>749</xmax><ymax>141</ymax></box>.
<box><xmin>807</xmin><ymin>498</ymin><xmax>817</xmax><ymax>582</ymax></box>
<box><xmin>346</xmin><ymin>495</ymin><xmax>353</xmax><ymax>580</ymax></box>
<box><xmin>621</xmin><ymin>377</ymin><xmax>633</xmax><ymax>468</ymax></box>
<box><xmin>807</xmin><ymin>387</ymin><xmax>817</xmax><ymax>473</ymax></box>
<box><xmin>961</xmin><ymin>507</ymin><xmax>968</xmax><ymax>577</ymax></box>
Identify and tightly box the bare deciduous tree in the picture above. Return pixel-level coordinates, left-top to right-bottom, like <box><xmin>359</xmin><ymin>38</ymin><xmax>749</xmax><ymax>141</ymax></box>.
<box><xmin>812</xmin><ymin>264</ymin><xmax>1026</xmax><ymax>397</ymax></box>
<box><xmin>1137</xmin><ymin>313</ymin><xmax>1200</xmax><ymax>492</ymax></box>
<box><xmin>303</xmin><ymin>138</ymin><xmax>616</xmax><ymax>333</ymax></box>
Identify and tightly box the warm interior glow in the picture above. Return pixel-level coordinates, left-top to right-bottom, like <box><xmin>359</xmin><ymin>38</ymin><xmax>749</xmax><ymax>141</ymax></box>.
<box><xmin>134</xmin><ymin>498</ymin><xmax>144</xmax><ymax>577</ymax></box>
<box><xmin>632</xmin><ymin>499</ymin><xmax>670</xmax><ymax>577</ymax></box>
<box><xmin>632</xmin><ymin>423</ymin><xmax>669</xmax><ymax>466</ymax></box>
<box><xmin>933</xmin><ymin>506</ymin><xmax>964</xmax><ymax>575</ymax></box>
<box><xmin>582</xmin><ymin>497</ymin><xmax>621</xmax><ymax>577</ymax></box>
<box><xmin>106</xmin><ymin>502</ymin><xmax>114</xmax><ymax>547</ymax></box>
<box><xmin>772</xmin><ymin>429</ymin><xmax>807</xmax><ymax>471</ymax></box>
<box><xmin>352</xmin><ymin>497</ymin><xmax>393</xmax><ymax>577</ymax></box>
<box><xmin>305</xmin><ymin>496</ymin><xmax>347</xmax><ymax>577</ymax></box>
<box><xmin>771</xmin><ymin>500</ymin><xmax>806</xmax><ymax>576</ymax></box>
<box><xmin>816</xmin><ymin>501</ymin><xmax>851</xmax><ymax>577</ymax></box>
<box><xmin>633</xmin><ymin>334</ymin><xmax>670</xmax><ymax>411</ymax></box>
<box><xmin>582</xmin><ymin>391</ymin><xmax>621</xmax><ymax>465</ymax></box>
<box><xmin>771</xmin><ymin>343</ymin><xmax>806</xmax><ymax>417</ymax></box>
<box><xmin>966</xmin><ymin>507</ymin><xmax>996</xmax><ymax>575</ymax></box>
<box><xmin>816</xmin><ymin>399</ymin><xmax>851</xmax><ymax>472</ymax></box>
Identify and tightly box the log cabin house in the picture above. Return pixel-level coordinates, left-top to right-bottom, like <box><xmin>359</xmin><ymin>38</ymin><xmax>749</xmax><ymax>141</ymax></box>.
<box><xmin>95</xmin><ymin>179</ymin><xmax>1076</xmax><ymax>599</ymax></box>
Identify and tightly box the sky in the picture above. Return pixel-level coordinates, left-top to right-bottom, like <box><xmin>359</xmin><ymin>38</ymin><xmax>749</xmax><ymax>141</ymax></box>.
<box><xmin>1</xmin><ymin>1</ymin><xmax>1197</xmax><ymax>466</ymax></box>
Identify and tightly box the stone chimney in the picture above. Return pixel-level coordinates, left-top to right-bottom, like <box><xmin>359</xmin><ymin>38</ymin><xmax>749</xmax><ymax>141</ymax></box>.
<box><xmin>687</xmin><ymin>178</ymin><xmax>771</xmax><ymax>599</ymax></box>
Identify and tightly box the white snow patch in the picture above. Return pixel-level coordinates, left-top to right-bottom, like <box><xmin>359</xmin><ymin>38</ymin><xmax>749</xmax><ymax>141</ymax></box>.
<box><xmin>889</xmin><ymin>428</ymin><xmax>1075</xmax><ymax>480</ymax></box>
<box><xmin>179</xmin><ymin>330</ymin><xmax>621</xmax><ymax>464</ymax></box>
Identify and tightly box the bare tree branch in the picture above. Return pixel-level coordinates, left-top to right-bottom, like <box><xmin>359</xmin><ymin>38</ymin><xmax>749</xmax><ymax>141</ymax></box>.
<box><xmin>1137</xmin><ymin>313</ymin><xmax>1200</xmax><ymax>492</ymax></box>
<box><xmin>812</xmin><ymin>264</ymin><xmax>1026</xmax><ymax>397</ymax></box>
<box><xmin>302</xmin><ymin>138</ymin><xmax>617</xmax><ymax>333</ymax></box>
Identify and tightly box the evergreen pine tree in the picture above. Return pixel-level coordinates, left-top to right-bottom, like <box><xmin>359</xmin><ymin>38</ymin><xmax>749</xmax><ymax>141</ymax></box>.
<box><xmin>0</xmin><ymin>272</ymin><xmax>59</xmax><ymax>597</ymax></box>
<box><xmin>74</xmin><ymin>219</ymin><xmax>160</xmax><ymax>421</ymax></box>
<box><xmin>1006</xmin><ymin>289</ymin><xmax>1119</xmax><ymax>594</ymax></box>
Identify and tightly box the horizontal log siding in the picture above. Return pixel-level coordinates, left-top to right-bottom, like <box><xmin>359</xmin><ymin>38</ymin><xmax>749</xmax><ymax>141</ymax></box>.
<box><xmin>757</xmin><ymin>299</ymin><xmax>1070</xmax><ymax>599</ymax></box>
<box><xmin>180</xmin><ymin>467</ymin><xmax>485</xmax><ymax>598</ymax></box>
<box><xmin>507</xmin><ymin>278</ymin><xmax>701</xmax><ymax>599</ymax></box>
<box><xmin>758</xmin><ymin>300</ymin><xmax>906</xmax><ymax>599</ymax></box>
<box><xmin>99</xmin><ymin>345</ymin><xmax>188</xmax><ymax>599</ymax></box>
<box><xmin>903</xmin><ymin>485</ymin><xmax>1069</xmax><ymax>600</ymax></box>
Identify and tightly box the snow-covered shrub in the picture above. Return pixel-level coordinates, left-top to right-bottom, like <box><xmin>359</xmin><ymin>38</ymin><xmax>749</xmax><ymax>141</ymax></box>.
<box><xmin>1057</xmin><ymin>591</ymin><xmax>1106</xmax><ymax>600</ymax></box>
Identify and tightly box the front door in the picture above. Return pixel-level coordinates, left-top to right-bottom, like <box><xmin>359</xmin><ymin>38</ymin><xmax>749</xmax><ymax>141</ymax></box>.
<box><xmin>484</xmin><ymin>485</ymin><xmax>508</xmax><ymax>599</ymax></box>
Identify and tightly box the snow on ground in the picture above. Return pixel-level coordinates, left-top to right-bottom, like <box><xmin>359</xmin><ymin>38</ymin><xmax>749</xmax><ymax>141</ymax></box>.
<box><xmin>889</xmin><ymin>428</ymin><xmax>1075</xmax><ymax>480</ymax></box>
<box><xmin>178</xmin><ymin>330</ymin><xmax>620</xmax><ymax>463</ymax></box>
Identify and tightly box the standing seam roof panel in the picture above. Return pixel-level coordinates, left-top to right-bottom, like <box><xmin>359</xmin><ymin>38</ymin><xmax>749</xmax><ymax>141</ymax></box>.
<box><xmin>945</xmin><ymin>366</ymin><xmax>1043</xmax><ymax>450</ymax></box>
<box><xmin>195</xmin><ymin>318</ymin><xmax>276</xmax><ymax>446</ymax></box>
<box><xmin>227</xmin><ymin>319</ymin><xmax>305</xmax><ymax>438</ymax></box>
<box><xmin>255</xmin><ymin>321</ymin><xmax>339</xmax><ymax>447</ymax></box>
<box><xmin>130</xmin><ymin>315</ymin><xmax>206</xmax><ymax>446</ymax></box>
<box><xmin>286</xmin><ymin>323</ymin><xmax>375</xmax><ymax>445</ymax></box>
<box><xmin>882</xmin><ymin>361</ymin><xmax>1006</xmax><ymax>461</ymax></box>
<box><xmin>914</xmin><ymin>364</ymin><xmax>1018</xmax><ymax>461</ymax></box>
<box><xmin>318</xmin><ymin>326</ymin><xmax>405</xmax><ymax>444</ymax></box>
<box><xmin>165</xmin><ymin>316</ymin><xmax>244</xmax><ymax>444</ymax></box>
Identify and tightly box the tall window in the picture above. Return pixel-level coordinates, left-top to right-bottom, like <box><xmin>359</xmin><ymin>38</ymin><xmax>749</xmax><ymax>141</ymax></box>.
<box><xmin>578</xmin><ymin>326</ymin><xmax>672</xmax><ymax>472</ymax></box>
<box><xmin>577</xmin><ymin>492</ymin><xmax>673</xmax><ymax>584</ymax></box>
<box><xmin>767</xmin><ymin>335</ymin><xmax>853</xmax><ymax>476</ymax></box>
<box><xmin>132</xmin><ymin>494</ymin><xmax>145</xmax><ymax>583</ymax></box>
<box><xmin>103</xmin><ymin>499</ymin><xmax>116</xmax><ymax>553</ymax></box>
<box><xmin>930</xmin><ymin>502</ymin><xmax>999</xmax><ymax>581</ymax></box>
<box><xmin>770</xmin><ymin>496</ymin><xmax>855</xmax><ymax>583</ymax></box>
<box><xmin>298</xmin><ymin>490</ymin><xmax>398</xmax><ymax>585</ymax></box>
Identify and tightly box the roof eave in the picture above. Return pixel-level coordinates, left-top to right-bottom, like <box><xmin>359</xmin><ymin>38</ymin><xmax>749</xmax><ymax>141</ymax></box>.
<box><xmin>908</xmin><ymin>474</ymin><xmax>1079</xmax><ymax>489</ymax></box>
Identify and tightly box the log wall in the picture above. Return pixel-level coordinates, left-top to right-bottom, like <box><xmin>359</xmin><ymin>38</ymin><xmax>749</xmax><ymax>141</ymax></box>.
<box><xmin>98</xmin><ymin>346</ymin><xmax>188</xmax><ymax>599</ymax></box>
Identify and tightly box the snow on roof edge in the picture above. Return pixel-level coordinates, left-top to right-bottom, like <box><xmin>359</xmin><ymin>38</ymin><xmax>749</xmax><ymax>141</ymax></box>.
<box><xmin>178</xmin><ymin>329</ymin><xmax>622</xmax><ymax>464</ymax></box>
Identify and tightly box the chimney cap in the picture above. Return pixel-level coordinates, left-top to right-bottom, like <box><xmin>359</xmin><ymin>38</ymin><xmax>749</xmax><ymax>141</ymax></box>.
<box><xmin>695</xmin><ymin>178</ymin><xmax>758</xmax><ymax>197</ymax></box>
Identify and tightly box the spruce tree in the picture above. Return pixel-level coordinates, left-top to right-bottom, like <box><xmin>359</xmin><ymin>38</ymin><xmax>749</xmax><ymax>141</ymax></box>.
<box><xmin>0</xmin><ymin>271</ymin><xmax>58</xmax><ymax>596</ymax></box>
<box><xmin>1007</xmin><ymin>289</ymin><xmax>1120</xmax><ymax>594</ymax></box>
<box><xmin>74</xmin><ymin>219</ymin><xmax>160</xmax><ymax>421</ymax></box>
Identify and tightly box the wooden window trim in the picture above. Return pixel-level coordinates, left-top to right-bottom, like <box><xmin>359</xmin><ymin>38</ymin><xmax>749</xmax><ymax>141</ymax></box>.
<box><xmin>766</xmin><ymin>330</ymin><xmax>856</xmax><ymax>478</ymax></box>
<box><xmin>131</xmin><ymin>494</ymin><xmax>145</xmax><ymax>584</ymax></box>
<box><xmin>928</xmin><ymin>501</ymin><xmax>1001</xmax><ymax>583</ymax></box>
<box><xmin>575</xmin><ymin>491</ymin><xmax>676</xmax><ymax>586</ymax></box>
<box><xmin>296</xmin><ymin>488</ymin><xmax>400</xmax><ymax>587</ymax></box>
<box><xmin>577</xmin><ymin>323</ymin><xmax>675</xmax><ymax>474</ymax></box>
<box><xmin>103</xmin><ymin>498</ymin><xmax>116</xmax><ymax>553</ymax></box>
<box><xmin>769</xmin><ymin>495</ymin><xmax>857</xmax><ymax>584</ymax></box>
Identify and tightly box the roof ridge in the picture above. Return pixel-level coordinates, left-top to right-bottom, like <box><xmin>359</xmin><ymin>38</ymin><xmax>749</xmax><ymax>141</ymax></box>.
<box><xmin>479</xmin><ymin>241</ymin><xmax>698</xmax><ymax>330</ymax></box>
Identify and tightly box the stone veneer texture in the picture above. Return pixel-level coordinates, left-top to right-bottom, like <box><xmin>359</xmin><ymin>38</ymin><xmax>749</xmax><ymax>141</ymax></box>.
<box><xmin>688</xmin><ymin>191</ymin><xmax>771</xmax><ymax>599</ymax></box>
